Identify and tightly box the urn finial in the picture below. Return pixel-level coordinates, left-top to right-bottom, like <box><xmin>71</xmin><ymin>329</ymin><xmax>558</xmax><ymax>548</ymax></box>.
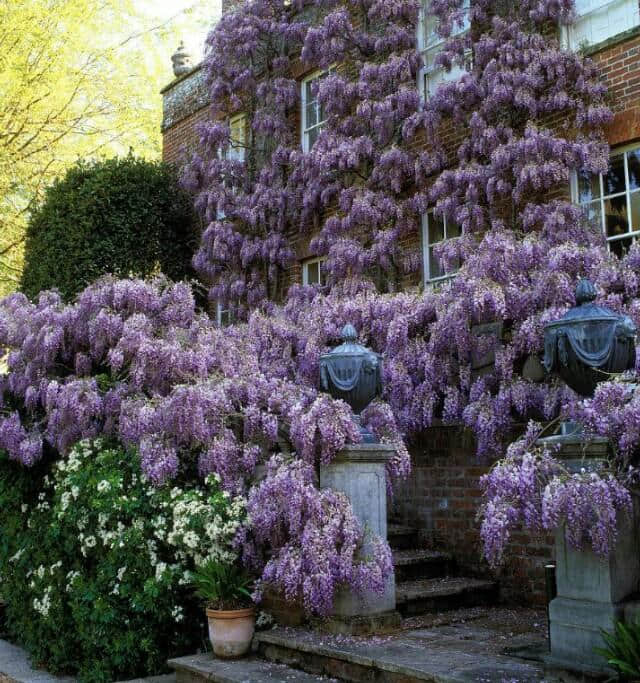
<box><xmin>575</xmin><ymin>278</ymin><xmax>597</xmax><ymax>306</ymax></box>
<box><xmin>171</xmin><ymin>41</ymin><xmax>193</xmax><ymax>78</ymax></box>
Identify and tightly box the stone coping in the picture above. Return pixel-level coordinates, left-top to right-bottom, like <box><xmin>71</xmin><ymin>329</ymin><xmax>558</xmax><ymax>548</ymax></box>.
<box><xmin>331</xmin><ymin>443</ymin><xmax>395</xmax><ymax>463</ymax></box>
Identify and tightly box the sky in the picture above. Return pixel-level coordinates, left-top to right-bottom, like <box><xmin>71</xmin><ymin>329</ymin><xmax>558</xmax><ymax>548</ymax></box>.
<box><xmin>142</xmin><ymin>0</ymin><xmax>221</xmax><ymax>62</ymax></box>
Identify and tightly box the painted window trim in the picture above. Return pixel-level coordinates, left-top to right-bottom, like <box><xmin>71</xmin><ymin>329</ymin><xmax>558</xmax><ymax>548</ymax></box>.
<box><xmin>301</xmin><ymin>69</ymin><xmax>330</xmax><ymax>153</ymax></box>
<box><xmin>227</xmin><ymin>112</ymin><xmax>247</xmax><ymax>162</ymax></box>
<box><xmin>560</xmin><ymin>0</ymin><xmax>640</xmax><ymax>50</ymax></box>
<box><xmin>421</xmin><ymin>210</ymin><xmax>461</xmax><ymax>286</ymax></box>
<box><xmin>302</xmin><ymin>256</ymin><xmax>327</xmax><ymax>286</ymax></box>
<box><xmin>417</xmin><ymin>0</ymin><xmax>470</xmax><ymax>101</ymax></box>
<box><xmin>571</xmin><ymin>141</ymin><xmax>640</xmax><ymax>252</ymax></box>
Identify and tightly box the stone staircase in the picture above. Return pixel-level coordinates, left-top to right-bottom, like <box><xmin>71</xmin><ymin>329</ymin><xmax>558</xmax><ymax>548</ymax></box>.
<box><xmin>169</xmin><ymin>521</ymin><xmax>500</xmax><ymax>682</ymax></box>
<box><xmin>388</xmin><ymin>522</ymin><xmax>498</xmax><ymax>617</ymax></box>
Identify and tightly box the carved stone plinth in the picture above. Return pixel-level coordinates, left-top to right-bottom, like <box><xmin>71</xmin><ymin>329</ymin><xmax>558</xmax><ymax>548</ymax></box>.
<box><xmin>319</xmin><ymin>444</ymin><xmax>399</xmax><ymax>633</ymax></box>
<box><xmin>539</xmin><ymin>436</ymin><xmax>640</xmax><ymax>675</ymax></box>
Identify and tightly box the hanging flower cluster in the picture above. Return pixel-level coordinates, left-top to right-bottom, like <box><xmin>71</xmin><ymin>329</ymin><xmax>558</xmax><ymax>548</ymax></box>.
<box><xmin>0</xmin><ymin>276</ymin><xmax>407</xmax><ymax>614</ymax></box>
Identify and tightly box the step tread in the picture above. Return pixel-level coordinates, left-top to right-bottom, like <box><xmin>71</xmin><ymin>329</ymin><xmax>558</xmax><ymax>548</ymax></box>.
<box><xmin>392</xmin><ymin>549</ymin><xmax>450</xmax><ymax>566</ymax></box>
<box><xmin>396</xmin><ymin>577</ymin><xmax>498</xmax><ymax>604</ymax></box>
<box><xmin>168</xmin><ymin>653</ymin><xmax>339</xmax><ymax>682</ymax></box>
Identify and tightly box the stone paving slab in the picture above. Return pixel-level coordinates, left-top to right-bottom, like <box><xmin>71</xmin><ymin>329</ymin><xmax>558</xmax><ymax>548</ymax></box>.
<box><xmin>168</xmin><ymin>654</ymin><xmax>338</xmax><ymax>682</ymax></box>
<box><xmin>0</xmin><ymin>637</ymin><xmax>176</xmax><ymax>683</ymax></box>
<box><xmin>256</xmin><ymin>608</ymin><xmax>564</xmax><ymax>682</ymax></box>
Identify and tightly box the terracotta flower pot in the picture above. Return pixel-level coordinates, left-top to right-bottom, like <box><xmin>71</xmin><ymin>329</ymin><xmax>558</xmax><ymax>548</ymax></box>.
<box><xmin>206</xmin><ymin>607</ymin><xmax>255</xmax><ymax>658</ymax></box>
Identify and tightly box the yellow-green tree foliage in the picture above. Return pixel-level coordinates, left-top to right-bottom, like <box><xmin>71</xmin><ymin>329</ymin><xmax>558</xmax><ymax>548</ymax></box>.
<box><xmin>0</xmin><ymin>0</ymin><xmax>213</xmax><ymax>297</ymax></box>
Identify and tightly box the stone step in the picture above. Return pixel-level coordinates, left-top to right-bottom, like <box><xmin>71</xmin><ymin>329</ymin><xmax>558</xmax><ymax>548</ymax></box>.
<box><xmin>396</xmin><ymin>577</ymin><xmax>499</xmax><ymax>617</ymax></box>
<box><xmin>392</xmin><ymin>549</ymin><xmax>451</xmax><ymax>582</ymax></box>
<box><xmin>387</xmin><ymin>523</ymin><xmax>419</xmax><ymax>550</ymax></box>
<box><xmin>168</xmin><ymin>653</ymin><xmax>339</xmax><ymax>682</ymax></box>
<box><xmin>256</xmin><ymin>622</ymin><xmax>548</xmax><ymax>683</ymax></box>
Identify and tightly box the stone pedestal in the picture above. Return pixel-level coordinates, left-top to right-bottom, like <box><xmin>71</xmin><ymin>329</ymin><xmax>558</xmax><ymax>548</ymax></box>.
<box><xmin>319</xmin><ymin>443</ymin><xmax>399</xmax><ymax>634</ymax></box>
<box><xmin>540</xmin><ymin>436</ymin><xmax>640</xmax><ymax>675</ymax></box>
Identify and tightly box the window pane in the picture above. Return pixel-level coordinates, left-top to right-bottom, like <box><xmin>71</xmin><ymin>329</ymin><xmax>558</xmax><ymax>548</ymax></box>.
<box><xmin>305</xmin><ymin>101</ymin><xmax>318</xmax><ymax>129</ymax></box>
<box><xmin>630</xmin><ymin>190</ymin><xmax>640</xmax><ymax>232</ymax></box>
<box><xmin>306</xmin><ymin>261</ymin><xmax>320</xmax><ymax>284</ymax></box>
<box><xmin>577</xmin><ymin>170</ymin><xmax>600</xmax><ymax>202</ymax></box>
<box><xmin>428</xmin><ymin>214</ymin><xmax>445</xmax><ymax>244</ymax></box>
<box><xmin>603</xmin><ymin>153</ymin><xmax>626</xmax><ymax>196</ymax></box>
<box><xmin>307</xmin><ymin>126</ymin><xmax>320</xmax><ymax>150</ymax></box>
<box><xmin>604</xmin><ymin>196</ymin><xmax>630</xmax><ymax>238</ymax></box>
<box><xmin>628</xmin><ymin>149</ymin><xmax>640</xmax><ymax>190</ymax></box>
<box><xmin>609</xmin><ymin>235</ymin><xmax>635</xmax><ymax>259</ymax></box>
<box><xmin>584</xmin><ymin>200</ymin><xmax>603</xmax><ymax>231</ymax></box>
<box><xmin>447</xmin><ymin>219</ymin><xmax>461</xmax><ymax>239</ymax></box>
<box><xmin>429</xmin><ymin>247</ymin><xmax>443</xmax><ymax>279</ymax></box>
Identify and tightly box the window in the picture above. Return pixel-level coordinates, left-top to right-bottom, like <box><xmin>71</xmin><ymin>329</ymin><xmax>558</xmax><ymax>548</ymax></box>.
<box><xmin>302</xmin><ymin>257</ymin><xmax>326</xmax><ymax>286</ymax></box>
<box><xmin>562</xmin><ymin>0</ymin><xmax>639</xmax><ymax>50</ymax></box>
<box><xmin>421</xmin><ymin>210</ymin><xmax>462</xmax><ymax>284</ymax></box>
<box><xmin>216</xmin><ymin>301</ymin><xmax>232</xmax><ymax>327</ymax></box>
<box><xmin>418</xmin><ymin>0</ymin><xmax>470</xmax><ymax>99</ymax></box>
<box><xmin>226</xmin><ymin>113</ymin><xmax>246</xmax><ymax>162</ymax></box>
<box><xmin>301</xmin><ymin>71</ymin><xmax>330</xmax><ymax>152</ymax></box>
<box><xmin>573</xmin><ymin>144</ymin><xmax>640</xmax><ymax>258</ymax></box>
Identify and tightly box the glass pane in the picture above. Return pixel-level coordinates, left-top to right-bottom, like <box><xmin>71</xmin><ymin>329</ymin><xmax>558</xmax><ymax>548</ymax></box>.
<box><xmin>604</xmin><ymin>196</ymin><xmax>630</xmax><ymax>238</ymax></box>
<box><xmin>306</xmin><ymin>261</ymin><xmax>320</xmax><ymax>284</ymax></box>
<box><xmin>429</xmin><ymin>247</ymin><xmax>443</xmax><ymax>280</ymax></box>
<box><xmin>305</xmin><ymin>101</ymin><xmax>318</xmax><ymax>129</ymax></box>
<box><xmin>424</xmin><ymin>13</ymin><xmax>439</xmax><ymax>47</ymax></box>
<box><xmin>584</xmin><ymin>200</ymin><xmax>603</xmax><ymax>231</ymax></box>
<box><xmin>631</xmin><ymin>191</ymin><xmax>640</xmax><ymax>233</ymax></box>
<box><xmin>317</xmin><ymin>100</ymin><xmax>326</xmax><ymax>126</ymax></box>
<box><xmin>609</xmin><ymin>235</ymin><xmax>635</xmax><ymax>259</ymax></box>
<box><xmin>305</xmin><ymin>80</ymin><xmax>315</xmax><ymax>103</ymax></box>
<box><xmin>307</xmin><ymin>126</ymin><xmax>320</xmax><ymax>150</ymax></box>
<box><xmin>428</xmin><ymin>213</ymin><xmax>445</xmax><ymax>244</ymax></box>
<box><xmin>446</xmin><ymin>219</ymin><xmax>461</xmax><ymax>239</ymax></box>
<box><xmin>603</xmin><ymin>153</ymin><xmax>626</xmax><ymax>196</ymax></box>
<box><xmin>577</xmin><ymin>170</ymin><xmax>600</xmax><ymax>202</ymax></box>
<box><xmin>628</xmin><ymin>148</ymin><xmax>640</xmax><ymax>191</ymax></box>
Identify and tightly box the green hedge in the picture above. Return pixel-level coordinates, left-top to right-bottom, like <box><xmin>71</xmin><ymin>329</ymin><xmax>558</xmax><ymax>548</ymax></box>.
<box><xmin>21</xmin><ymin>156</ymin><xmax>198</xmax><ymax>300</ymax></box>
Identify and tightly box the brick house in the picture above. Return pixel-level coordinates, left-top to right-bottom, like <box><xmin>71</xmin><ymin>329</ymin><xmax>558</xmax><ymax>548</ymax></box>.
<box><xmin>160</xmin><ymin>0</ymin><xmax>640</xmax><ymax>606</ymax></box>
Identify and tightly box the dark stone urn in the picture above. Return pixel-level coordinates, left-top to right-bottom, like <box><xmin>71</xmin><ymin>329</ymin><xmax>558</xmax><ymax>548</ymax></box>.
<box><xmin>319</xmin><ymin>324</ymin><xmax>382</xmax><ymax>441</ymax></box>
<box><xmin>543</xmin><ymin>278</ymin><xmax>636</xmax><ymax>396</ymax></box>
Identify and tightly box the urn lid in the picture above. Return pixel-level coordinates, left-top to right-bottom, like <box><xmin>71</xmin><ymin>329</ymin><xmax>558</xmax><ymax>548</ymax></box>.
<box><xmin>321</xmin><ymin>324</ymin><xmax>378</xmax><ymax>358</ymax></box>
<box><xmin>545</xmin><ymin>278</ymin><xmax>632</xmax><ymax>329</ymax></box>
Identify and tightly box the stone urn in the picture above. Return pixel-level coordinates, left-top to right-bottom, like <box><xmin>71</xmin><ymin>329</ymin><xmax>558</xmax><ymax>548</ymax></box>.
<box><xmin>319</xmin><ymin>323</ymin><xmax>382</xmax><ymax>442</ymax></box>
<box><xmin>542</xmin><ymin>279</ymin><xmax>638</xmax><ymax>675</ymax></box>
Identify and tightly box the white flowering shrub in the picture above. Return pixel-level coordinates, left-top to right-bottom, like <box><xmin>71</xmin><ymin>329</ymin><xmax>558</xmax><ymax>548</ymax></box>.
<box><xmin>0</xmin><ymin>440</ymin><xmax>246</xmax><ymax>683</ymax></box>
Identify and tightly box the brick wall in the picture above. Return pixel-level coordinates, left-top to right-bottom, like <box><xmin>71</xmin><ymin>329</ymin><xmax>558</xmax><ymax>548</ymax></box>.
<box><xmin>391</xmin><ymin>426</ymin><xmax>553</xmax><ymax>606</ymax></box>
<box><xmin>162</xmin><ymin>105</ymin><xmax>209</xmax><ymax>166</ymax></box>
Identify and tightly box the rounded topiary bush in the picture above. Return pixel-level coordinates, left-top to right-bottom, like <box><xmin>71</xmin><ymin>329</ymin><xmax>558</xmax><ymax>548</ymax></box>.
<box><xmin>20</xmin><ymin>156</ymin><xmax>198</xmax><ymax>301</ymax></box>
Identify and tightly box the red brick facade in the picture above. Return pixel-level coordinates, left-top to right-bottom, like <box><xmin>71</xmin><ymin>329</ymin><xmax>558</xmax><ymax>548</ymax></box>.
<box><xmin>160</xmin><ymin>16</ymin><xmax>640</xmax><ymax>607</ymax></box>
<box><xmin>393</xmin><ymin>427</ymin><xmax>553</xmax><ymax>605</ymax></box>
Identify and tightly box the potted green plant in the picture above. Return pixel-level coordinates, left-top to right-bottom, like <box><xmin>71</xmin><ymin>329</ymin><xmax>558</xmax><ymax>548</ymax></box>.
<box><xmin>192</xmin><ymin>560</ymin><xmax>255</xmax><ymax>658</ymax></box>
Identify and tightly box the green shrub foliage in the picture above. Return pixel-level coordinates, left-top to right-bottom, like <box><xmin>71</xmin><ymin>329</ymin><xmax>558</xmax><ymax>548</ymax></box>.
<box><xmin>20</xmin><ymin>156</ymin><xmax>197</xmax><ymax>300</ymax></box>
<box><xmin>0</xmin><ymin>439</ymin><xmax>247</xmax><ymax>683</ymax></box>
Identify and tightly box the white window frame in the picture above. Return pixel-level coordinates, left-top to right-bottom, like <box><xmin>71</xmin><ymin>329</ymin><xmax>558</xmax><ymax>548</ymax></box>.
<box><xmin>226</xmin><ymin>113</ymin><xmax>247</xmax><ymax>162</ymax></box>
<box><xmin>302</xmin><ymin>256</ymin><xmax>326</xmax><ymax>286</ymax></box>
<box><xmin>301</xmin><ymin>70</ymin><xmax>330</xmax><ymax>153</ymax></box>
<box><xmin>421</xmin><ymin>210</ymin><xmax>462</xmax><ymax>285</ymax></box>
<box><xmin>571</xmin><ymin>142</ymin><xmax>640</xmax><ymax>257</ymax></box>
<box><xmin>417</xmin><ymin>0</ymin><xmax>470</xmax><ymax>101</ymax></box>
<box><xmin>561</xmin><ymin>0</ymin><xmax>639</xmax><ymax>50</ymax></box>
<box><xmin>216</xmin><ymin>301</ymin><xmax>232</xmax><ymax>327</ymax></box>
